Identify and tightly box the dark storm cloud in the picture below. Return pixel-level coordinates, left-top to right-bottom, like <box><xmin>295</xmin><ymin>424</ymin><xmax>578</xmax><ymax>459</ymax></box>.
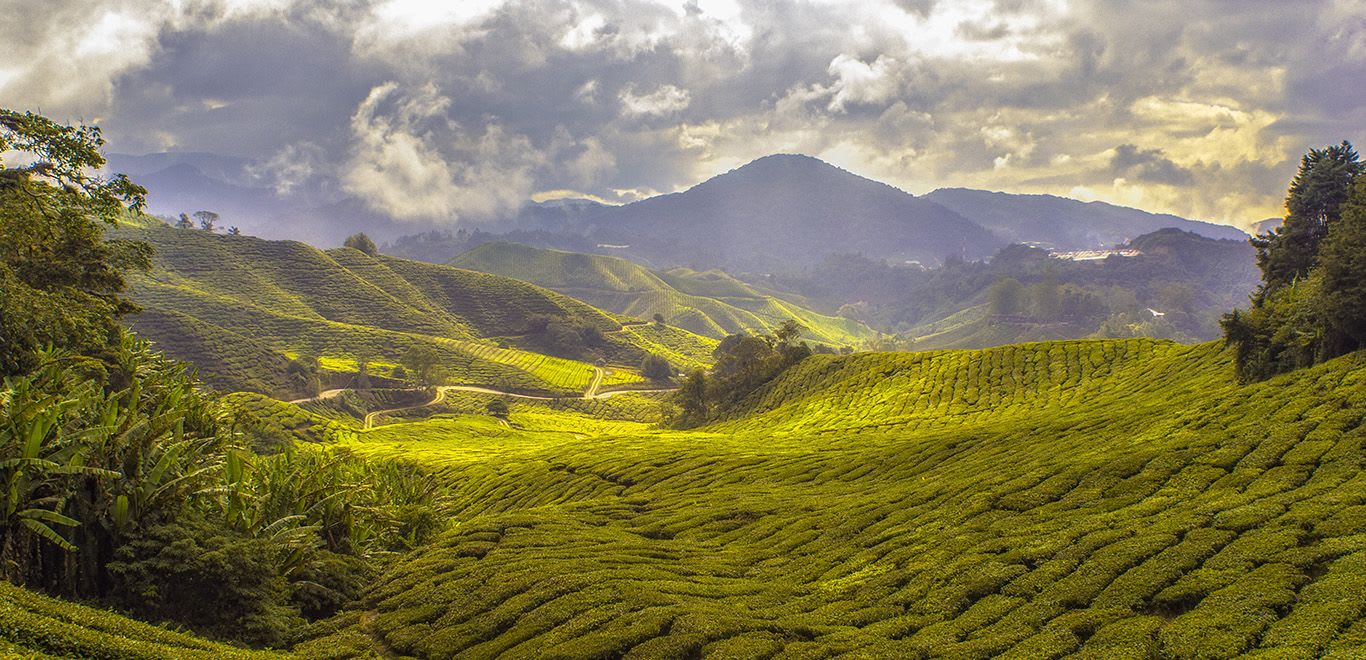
<box><xmin>109</xmin><ymin>16</ymin><xmax>383</xmax><ymax>156</ymax></box>
<box><xmin>2</xmin><ymin>0</ymin><xmax>1361</xmax><ymax>228</ymax></box>
<box><xmin>1110</xmin><ymin>144</ymin><xmax>1194</xmax><ymax>186</ymax></box>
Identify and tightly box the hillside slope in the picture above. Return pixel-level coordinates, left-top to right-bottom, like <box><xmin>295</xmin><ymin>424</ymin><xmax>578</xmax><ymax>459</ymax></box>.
<box><xmin>118</xmin><ymin>226</ymin><xmax>716</xmax><ymax>397</ymax></box>
<box><xmin>0</xmin><ymin>581</ymin><xmax>280</xmax><ymax>659</ymax></box>
<box><xmin>299</xmin><ymin>339</ymin><xmax>1366</xmax><ymax>658</ymax></box>
<box><xmin>450</xmin><ymin>242</ymin><xmax>876</xmax><ymax>346</ymax></box>
<box><xmin>775</xmin><ymin>227</ymin><xmax>1258</xmax><ymax>348</ymax></box>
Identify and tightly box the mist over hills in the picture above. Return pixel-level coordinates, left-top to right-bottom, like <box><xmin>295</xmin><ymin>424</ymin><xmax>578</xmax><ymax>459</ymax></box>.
<box><xmin>115</xmin><ymin>151</ymin><xmax>1251</xmax><ymax>276</ymax></box>
<box><xmin>556</xmin><ymin>154</ymin><xmax>1005</xmax><ymax>272</ymax></box>
<box><xmin>922</xmin><ymin>188</ymin><xmax>1250</xmax><ymax>248</ymax></box>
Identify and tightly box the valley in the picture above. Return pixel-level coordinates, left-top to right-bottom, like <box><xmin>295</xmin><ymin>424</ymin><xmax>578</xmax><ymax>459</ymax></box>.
<box><xmin>2</xmin><ymin>92</ymin><xmax>1363</xmax><ymax>660</ymax></box>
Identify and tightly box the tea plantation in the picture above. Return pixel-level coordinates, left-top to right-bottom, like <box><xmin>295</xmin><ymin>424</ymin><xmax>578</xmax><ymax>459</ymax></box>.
<box><xmin>281</xmin><ymin>338</ymin><xmax>1366</xmax><ymax>658</ymax></box>
<box><xmin>4</xmin><ymin>337</ymin><xmax>1366</xmax><ymax>657</ymax></box>
<box><xmin>450</xmin><ymin>242</ymin><xmax>875</xmax><ymax>348</ymax></box>
<box><xmin>115</xmin><ymin>227</ymin><xmax>717</xmax><ymax>398</ymax></box>
<box><xmin>0</xmin><ymin>581</ymin><xmax>281</xmax><ymax>659</ymax></box>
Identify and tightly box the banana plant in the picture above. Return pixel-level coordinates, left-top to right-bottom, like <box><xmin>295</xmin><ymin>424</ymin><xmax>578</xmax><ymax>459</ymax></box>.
<box><xmin>0</xmin><ymin>362</ymin><xmax>120</xmax><ymax>557</ymax></box>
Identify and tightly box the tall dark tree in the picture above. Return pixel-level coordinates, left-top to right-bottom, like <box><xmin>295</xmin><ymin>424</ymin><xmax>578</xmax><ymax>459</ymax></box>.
<box><xmin>1314</xmin><ymin>180</ymin><xmax>1366</xmax><ymax>355</ymax></box>
<box><xmin>1251</xmin><ymin>141</ymin><xmax>1361</xmax><ymax>298</ymax></box>
<box><xmin>1224</xmin><ymin>140</ymin><xmax>1364</xmax><ymax>382</ymax></box>
<box><xmin>175</xmin><ymin>213</ymin><xmax>194</xmax><ymax>229</ymax></box>
<box><xmin>674</xmin><ymin>369</ymin><xmax>709</xmax><ymax>427</ymax></box>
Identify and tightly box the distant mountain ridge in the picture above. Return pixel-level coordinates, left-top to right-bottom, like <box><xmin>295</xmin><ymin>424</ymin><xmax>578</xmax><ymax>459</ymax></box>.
<box><xmin>922</xmin><ymin>187</ymin><xmax>1248</xmax><ymax>249</ymax></box>
<box><xmin>114</xmin><ymin>151</ymin><xmax>1251</xmax><ymax>274</ymax></box>
<box><xmin>564</xmin><ymin>154</ymin><xmax>1004</xmax><ymax>272</ymax></box>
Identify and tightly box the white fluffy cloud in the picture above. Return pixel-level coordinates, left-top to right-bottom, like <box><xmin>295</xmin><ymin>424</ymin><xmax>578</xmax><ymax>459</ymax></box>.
<box><xmin>619</xmin><ymin>84</ymin><xmax>692</xmax><ymax>117</ymax></box>
<box><xmin>342</xmin><ymin>82</ymin><xmax>541</xmax><ymax>221</ymax></box>
<box><xmin>826</xmin><ymin>55</ymin><xmax>906</xmax><ymax>112</ymax></box>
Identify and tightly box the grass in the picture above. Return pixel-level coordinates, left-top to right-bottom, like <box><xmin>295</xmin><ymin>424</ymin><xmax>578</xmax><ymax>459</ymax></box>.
<box><xmin>450</xmin><ymin>242</ymin><xmax>875</xmax><ymax>347</ymax></box>
<box><xmin>289</xmin><ymin>339</ymin><xmax>1366</xmax><ymax>659</ymax></box>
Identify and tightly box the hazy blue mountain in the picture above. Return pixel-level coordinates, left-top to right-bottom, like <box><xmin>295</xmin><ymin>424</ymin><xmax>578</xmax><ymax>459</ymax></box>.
<box><xmin>1251</xmin><ymin>217</ymin><xmax>1282</xmax><ymax>235</ymax></box>
<box><xmin>107</xmin><ymin>154</ymin><xmax>423</xmax><ymax>243</ymax></box>
<box><xmin>922</xmin><ymin>188</ymin><xmax>1249</xmax><ymax>249</ymax></box>
<box><xmin>572</xmin><ymin>154</ymin><xmax>1004</xmax><ymax>273</ymax></box>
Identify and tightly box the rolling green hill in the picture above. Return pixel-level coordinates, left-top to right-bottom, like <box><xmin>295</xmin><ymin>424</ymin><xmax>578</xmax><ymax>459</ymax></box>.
<box><xmin>778</xmin><ymin>228</ymin><xmax>1260</xmax><ymax>348</ymax></box>
<box><xmin>449</xmin><ymin>242</ymin><xmax>876</xmax><ymax>347</ymax></box>
<box><xmin>290</xmin><ymin>339</ymin><xmax>1366</xmax><ymax>658</ymax></box>
<box><xmin>116</xmin><ymin>226</ymin><xmax>716</xmax><ymax>398</ymax></box>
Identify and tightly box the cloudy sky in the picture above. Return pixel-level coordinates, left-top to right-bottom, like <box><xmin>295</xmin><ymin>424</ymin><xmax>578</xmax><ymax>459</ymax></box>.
<box><xmin>3</xmin><ymin>0</ymin><xmax>1363</xmax><ymax>230</ymax></box>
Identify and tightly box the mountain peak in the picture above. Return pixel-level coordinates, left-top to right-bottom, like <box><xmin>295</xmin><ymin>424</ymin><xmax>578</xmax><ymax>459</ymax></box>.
<box><xmin>727</xmin><ymin>153</ymin><xmax>848</xmax><ymax>178</ymax></box>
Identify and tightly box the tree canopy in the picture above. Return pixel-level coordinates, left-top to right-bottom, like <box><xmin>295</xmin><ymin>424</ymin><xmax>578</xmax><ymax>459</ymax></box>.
<box><xmin>1223</xmin><ymin>140</ymin><xmax>1365</xmax><ymax>381</ymax></box>
<box><xmin>0</xmin><ymin>109</ymin><xmax>150</xmax><ymax>376</ymax></box>
<box><xmin>1250</xmin><ymin>141</ymin><xmax>1362</xmax><ymax>298</ymax></box>
<box><xmin>343</xmin><ymin>232</ymin><xmax>379</xmax><ymax>257</ymax></box>
<box><xmin>670</xmin><ymin>319</ymin><xmax>811</xmax><ymax>427</ymax></box>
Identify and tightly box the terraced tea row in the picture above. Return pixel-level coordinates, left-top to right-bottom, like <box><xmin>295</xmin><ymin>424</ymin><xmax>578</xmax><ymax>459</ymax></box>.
<box><xmin>297</xmin><ymin>341</ymin><xmax>1366</xmax><ymax>658</ymax></box>
<box><xmin>0</xmin><ymin>582</ymin><xmax>280</xmax><ymax>659</ymax></box>
<box><xmin>117</xmin><ymin>226</ymin><xmax>716</xmax><ymax>398</ymax></box>
<box><xmin>451</xmin><ymin>242</ymin><xmax>875</xmax><ymax>347</ymax></box>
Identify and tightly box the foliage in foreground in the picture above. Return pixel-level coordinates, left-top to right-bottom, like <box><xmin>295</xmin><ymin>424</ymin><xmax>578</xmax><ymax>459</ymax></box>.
<box><xmin>0</xmin><ymin>339</ymin><xmax>454</xmax><ymax>647</ymax></box>
<box><xmin>0</xmin><ymin>108</ymin><xmax>150</xmax><ymax>378</ymax></box>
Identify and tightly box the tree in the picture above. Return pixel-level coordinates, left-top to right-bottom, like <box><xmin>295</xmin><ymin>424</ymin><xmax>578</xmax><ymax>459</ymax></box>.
<box><xmin>485</xmin><ymin>399</ymin><xmax>509</xmax><ymax>418</ymax></box>
<box><xmin>1251</xmin><ymin>141</ymin><xmax>1362</xmax><ymax>298</ymax></box>
<box><xmin>1314</xmin><ymin>179</ymin><xmax>1366</xmax><ymax>354</ymax></box>
<box><xmin>674</xmin><ymin>369</ymin><xmax>709</xmax><ymax>427</ymax></box>
<box><xmin>193</xmin><ymin>210</ymin><xmax>219</xmax><ymax>233</ymax></box>
<box><xmin>343</xmin><ymin>232</ymin><xmax>379</xmax><ymax>257</ymax></box>
<box><xmin>989</xmin><ymin>277</ymin><xmax>1026</xmax><ymax>317</ymax></box>
<box><xmin>640</xmin><ymin>354</ymin><xmax>672</xmax><ymax>381</ymax></box>
<box><xmin>286</xmin><ymin>353</ymin><xmax>322</xmax><ymax>397</ymax></box>
<box><xmin>1224</xmin><ymin>141</ymin><xmax>1364</xmax><ymax>382</ymax></box>
<box><xmin>176</xmin><ymin>213</ymin><xmax>194</xmax><ymax>229</ymax></box>
<box><xmin>401</xmin><ymin>345</ymin><xmax>444</xmax><ymax>387</ymax></box>
<box><xmin>355</xmin><ymin>352</ymin><xmax>372</xmax><ymax>391</ymax></box>
<box><xmin>670</xmin><ymin>320</ymin><xmax>813</xmax><ymax>427</ymax></box>
<box><xmin>0</xmin><ymin>110</ymin><xmax>146</xmax><ymax>219</ymax></box>
<box><xmin>226</xmin><ymin>226</ymin><xmax>241</xmax><ymax>236</ymax></box>
<box><xmin>0</xmin><ymin>109</ymin><xmax>150</xmax><ymax>376</ymax></box>
<box><xmin>652</xmin><ymin>313</ymin><xmax>666</xmax><ymax>327</ymax></box>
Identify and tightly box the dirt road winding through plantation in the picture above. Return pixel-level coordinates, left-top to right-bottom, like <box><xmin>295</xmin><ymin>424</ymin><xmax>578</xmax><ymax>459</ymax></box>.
<box><xmin>359</xmin><ymin>376</ymin><xmax>677</xmax><ymax>430</ymax></box>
